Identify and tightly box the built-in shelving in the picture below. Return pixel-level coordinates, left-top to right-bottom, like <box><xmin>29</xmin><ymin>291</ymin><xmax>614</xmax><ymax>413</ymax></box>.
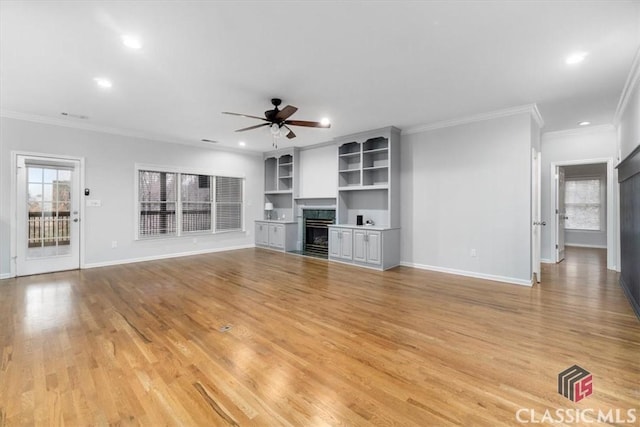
<box><xmin>335</xmin><ymin>127</ymin><xmax>400</xmax><ymax>228</ymax></box>
<box><xmin>263</xmin><ymin>148</ymin><xmax>299</xmax><ymax>221</ymax></box>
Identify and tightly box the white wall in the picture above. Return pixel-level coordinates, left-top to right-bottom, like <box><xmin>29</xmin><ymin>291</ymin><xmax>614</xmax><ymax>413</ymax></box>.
<box><xmin>540</xmin><ymin>127</ymin><xmax>618</xmax><ymax>263</ymax></box>
<box><xmin>563</xmin><ymin>163</ymin><xmax>607</xmax><ymax>248</ymax></box>
<box><xmin>0</xmin><ymin>117</ymin><xmax>264</xmax><ymax>277</ymax></box>
<box><xmin>298</xmin><ymin>143</ymin><xmax>337</xmax><ymax>198</ymax></box>
<box><xmin>618</xmin><ymin>73</ymin><xmax>640</xmax><ymax>160</ymax></box>
<box><xmin>400</xmin><ymin>113</ymin><xmax>533</xmax><ymax>285</ymax></box>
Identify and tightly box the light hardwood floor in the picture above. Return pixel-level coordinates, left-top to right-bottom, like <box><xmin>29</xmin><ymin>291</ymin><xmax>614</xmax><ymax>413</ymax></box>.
<box><xmin>0</xmin><ymin>247</ymin><xmax>638</xmax><ymax>426</ymax></box>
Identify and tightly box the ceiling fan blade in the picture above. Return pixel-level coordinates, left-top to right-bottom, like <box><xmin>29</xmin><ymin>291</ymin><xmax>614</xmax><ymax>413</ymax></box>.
<box><xmin>235</xmin><ymin>123</ymin><xmax>270</xmax><ymax>132</ymax></box>
<box><xmin>284</xmin><ymin>119</ymin><xmax>330</xmax><ymax>128</ymax></box>
<box><xmin>223</xmin><ymin>112</ymin><xmax>268</xmax><ymax>121</ymax></box>
<box><xmin>284</xmin><ymin>125</ymin><xmax>296</xmax><ymax>139</ymax></box>
<box><xmin>275</xmin><ymin>105</ymin><xmax>298</xmax><ymax>121</ymax></box>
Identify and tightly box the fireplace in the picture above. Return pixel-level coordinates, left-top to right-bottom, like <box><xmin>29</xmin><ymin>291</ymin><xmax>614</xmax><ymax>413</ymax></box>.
<box><xmin>302</xmin><ymin>209</ymin><xmax>335</xmax><ymax>258</ymax></box>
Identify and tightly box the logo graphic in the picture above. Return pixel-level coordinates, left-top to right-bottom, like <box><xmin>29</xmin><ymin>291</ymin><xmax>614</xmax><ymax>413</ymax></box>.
<box><xmin>558</xmin><ymin>365</ymin><xmax>593</xmax><ymax>402</ymax></box>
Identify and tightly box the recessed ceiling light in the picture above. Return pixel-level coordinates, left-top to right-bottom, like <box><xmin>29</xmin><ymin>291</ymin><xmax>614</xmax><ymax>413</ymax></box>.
<box><xmin>238</xmin><ymin>141</ymin><xmax>246</xmax><ymax>147</ymax></box>
<box><xmin>93</xmin><ymin>77</ymin><xmax>112</xmax><ymax>89</ymax></box>
<box><xmin>566</xmin><ymin>52</ymin><xmax>588</xmax><ymax>65</ymax></box>
<box><xmin>578</xmin><ymin>121</ymin><xmax>591</xmax><ymax>126</ymax></box>
<box><xmin>320</xmin><ymin>117</ymin><xmax>331</xmax><ymax>126</ymax></box>
<box><xmin>122</xmin><ymin>34</ymin><xmax>142</xmax><ymax>50</ymax></box>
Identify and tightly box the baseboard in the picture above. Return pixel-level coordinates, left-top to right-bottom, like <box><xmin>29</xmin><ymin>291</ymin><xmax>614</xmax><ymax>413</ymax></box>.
<box><xmin>83</xmin><ymin>244</ymin><xmax>256</xmax><ymax>269</ymax></box>
<box><xmin>400</xmin><ymin>261</ymin><xmax>532</xmax><ymax>287</ymax></box>
<box><xmin>565</xmin><ymin>243</ymin><xmax>607</xmax><ymax>249</ymax></box>
<box><xmin>619</xmin><ymin>276</ymin><xmax>640</xmax><ymax>321</ymax></box>
<box><xmin>0</xmin><ymin>273</ymin><xmax>13</xmax><ymax>280</ymax></box>
<box><xmin>541</xmin><ymin>258</ymin><xmax>554</xmax><ymax>264</ymax></box>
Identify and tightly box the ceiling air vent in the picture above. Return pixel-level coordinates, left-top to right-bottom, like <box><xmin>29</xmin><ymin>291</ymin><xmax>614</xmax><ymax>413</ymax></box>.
<box><xmin>61</xmin><ymin>112</ymin><xmax>89</xmax><ymax>119</ymax></box>
<box><xmin>201</xmin><ymin>139</ymin><xmax>218</xmax><ymax>143</ymax></box>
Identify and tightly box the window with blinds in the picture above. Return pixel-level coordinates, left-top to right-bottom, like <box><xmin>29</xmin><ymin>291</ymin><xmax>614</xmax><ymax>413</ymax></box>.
<box><xmin>181</xmin><ymin>174</ymin><xmax>212</xmax><ymax>232</ymax></box>
<box><xmin>139</xmin><ymin>171</ymin><xmax>177</xmax><ymax>236</ymax></box>
<box><xmin>565</xmin><ymin>178</ymin><xmax>602</xmax><ymax>231</ymax></box>
<box><xmin>137</xmin><ymin>169</ymin><xmax>243</xmax><ymax>238</ymax></box>
<box><xmin>215</xmin><ymin>176</ymin><xmax>243</xmax><ymax>232</ymax></box>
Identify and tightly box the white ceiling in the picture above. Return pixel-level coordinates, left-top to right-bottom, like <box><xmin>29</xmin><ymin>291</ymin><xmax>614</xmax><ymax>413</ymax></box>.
<box><xmin>1</xmin><ymin>1</ymin><xmax>639</xmax><ymax>152</ymax></box>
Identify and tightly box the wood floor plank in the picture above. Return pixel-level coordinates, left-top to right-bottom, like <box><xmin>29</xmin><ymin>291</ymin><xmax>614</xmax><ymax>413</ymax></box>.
<box><xmin>0</xmin><ymin>247</ymin><xmax>638</xmax><ymax>426</ymax></box>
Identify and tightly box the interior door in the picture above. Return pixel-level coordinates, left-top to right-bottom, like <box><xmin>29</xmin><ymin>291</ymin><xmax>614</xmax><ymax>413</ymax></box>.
<box><xmin>556</xmin><ymin>166</ymin><xmax>566</xmax><ymax>262</ymax></box>
<box><xmin>532</xmin><ymin>149</ymin><xmax>541</xmax><ymax>282</ymax></box>
<box><xmin>16</xmin><ymin>156</ymin><xmax>81</xmax><ymax>276</ymax></box>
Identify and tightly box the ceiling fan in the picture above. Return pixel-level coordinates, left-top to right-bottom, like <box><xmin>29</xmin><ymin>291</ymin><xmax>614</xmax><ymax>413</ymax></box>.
<box><xmin>223</xmin><ymin>98</ymin><xmax>330</xmax><ymax>147</ymax></box>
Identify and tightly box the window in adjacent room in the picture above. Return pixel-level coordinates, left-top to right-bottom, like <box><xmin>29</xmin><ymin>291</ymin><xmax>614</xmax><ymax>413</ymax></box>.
<box><xmin>564</xmin><ymin>178</ymin><xmax>602</xmax><ymax>231</ymax></box>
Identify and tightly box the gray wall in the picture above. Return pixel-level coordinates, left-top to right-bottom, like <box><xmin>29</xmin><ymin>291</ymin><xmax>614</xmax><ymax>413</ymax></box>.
<box><xmin>618</xmin><ymin>76</ymin><xmax>640</xmax><ymax>160</ymax></box>
<box><xmin>540</xmin><ymin>127</ymin><xmax>618</xmax><ymax>263</ymax></box>
<box><xmin>0</xmin><ymin>117</ymin><xmax>264</xmax><ymax>276</ymax></box>
<box><xmin>400</xmin><ymin>113</ymin><xmax>533</xmax><ymax>284</ymax></box>
<box><xmin>562</xmin><ymin>163</ymin><xmax>607</xmax><ymax>248</ymax></box>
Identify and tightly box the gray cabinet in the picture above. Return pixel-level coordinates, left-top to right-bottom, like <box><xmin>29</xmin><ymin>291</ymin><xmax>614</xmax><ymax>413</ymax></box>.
<box><xmin>329</xmin><ymin>227</ymin><xmax>352</xmax><ymax>260</ymax></box>
<box><xmin>268</xmin><ymin>224</ymin><xmax>284</xmax><ymax>249</ymax></box>
<box><xmin>255</xmin><ymin>222</ymin><xmax>269</xmax><ymax>246</ymax></box>
<box><xmin>255</xmin><ymin>221</ymin><xmax>297</xmax><ymax>251</ymax></box>
<box><xmin>353</xmin><ymin>229</ymin><xmax>381</xmax><ymax>266</ymax></box>
<box><xmin>329</xmin><ymin>225</ymin><xmax>399</xmax><ymax>270</ymax></box>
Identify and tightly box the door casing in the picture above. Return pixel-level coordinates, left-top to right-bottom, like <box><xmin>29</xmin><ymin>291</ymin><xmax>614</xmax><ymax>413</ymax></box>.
<box><xmin>10</xmin><ymin>151</ymin><xmax>86</xmax><ymax>278</ymax></box>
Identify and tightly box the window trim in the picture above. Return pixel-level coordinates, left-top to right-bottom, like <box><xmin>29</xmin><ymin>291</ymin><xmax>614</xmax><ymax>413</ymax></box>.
<box><xmin>134</xmin><ymin>164</ymin><xmax>245</xmax><ymax>240</ymax></box>
<box><xmin>564</xmin><ymin>176</ymin><xmax>605</xmax><ymax>232</ymax></box>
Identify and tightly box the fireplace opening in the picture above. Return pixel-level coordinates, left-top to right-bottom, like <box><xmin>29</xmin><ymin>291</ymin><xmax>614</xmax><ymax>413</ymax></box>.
<box><xmin>302</xmin><ymin>209</ymin><xmax>335</xmax><ymax>258</ymax></box>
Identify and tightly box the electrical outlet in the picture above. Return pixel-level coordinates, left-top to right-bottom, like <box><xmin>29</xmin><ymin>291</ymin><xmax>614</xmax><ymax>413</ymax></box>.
<box><xmin>470</xmin><ymin>248</ymin><xmax>477</xmax><ymax>257</ymax></box>
<box><xmin>111</xmin><ymin>241</ymin><xmax>117</xmax><ymax>248</ymax></box>
<box><xmin>193</xmin><ymin>238</ymin><xmax>198</xmax><ymax>244</ymax></box>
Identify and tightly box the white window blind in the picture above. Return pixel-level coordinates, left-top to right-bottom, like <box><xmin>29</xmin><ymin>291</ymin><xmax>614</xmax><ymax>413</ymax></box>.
<box><xmin>215</xmin><ymin>176</ymin><xmax>243</xmax><ymax>232</ymax></box>
<box><xmin>138</xmin><ymin>171</ymin><xmax>178</xmax><ymax>236</ymax></box>
<box><xmin>137</xmin><ymin>169</ymin><xmax>243</xmax><ymax>239</ymax></box>
<box><xmin>181</xmin><ymin>174</ymin><xmax>212</xmax><ymax>232</ymax></box>
<box><xmin>565</xmin><ymin>179</ymin><xmax>601</xmax><ymax>231</ymax></box>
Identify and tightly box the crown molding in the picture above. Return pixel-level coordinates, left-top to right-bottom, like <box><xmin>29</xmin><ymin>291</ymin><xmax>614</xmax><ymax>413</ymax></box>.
<box><xmin>401</xmin><ymin>103</ymin><xmax>544</xmax><ymax>136</ymax></box>
<box><xmin>614</xmin><ymin>46</ymin><xmax>640</xmax><ymax>125</ymax></box>
<box><xmin>541</xmin><ymin>124</ymin><xmax>616</xmax><ymax>140</ymax></box>
<box><xmin>0</xmin><ymin>109</ymin><xmax>261</xmax><ymax>156</ymax></box>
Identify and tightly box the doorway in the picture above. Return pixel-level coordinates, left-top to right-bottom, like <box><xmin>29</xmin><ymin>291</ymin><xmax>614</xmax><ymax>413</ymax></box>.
<box><xmin>13</xmin><ymin>154</ymin><xmax>82</xmax><ymax>276</ymax></box>
<box><xmin>551</xmin><ymin>159</ymin><xmax>614</xmax><ymax>270</ymax></box>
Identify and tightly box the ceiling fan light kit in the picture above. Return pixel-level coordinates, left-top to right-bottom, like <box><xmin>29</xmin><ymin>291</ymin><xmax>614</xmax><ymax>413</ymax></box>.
<box><xmin>223</xmin><ymin>98</ymin><xmax>330</xmax><ymax>148</ymax></box>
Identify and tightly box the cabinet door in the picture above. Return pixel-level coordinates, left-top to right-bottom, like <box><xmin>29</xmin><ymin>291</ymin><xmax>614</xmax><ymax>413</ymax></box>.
<box><xmin>328</xmin><ymin>229</ymin><xmax>341</xmax><ymax>258</ymax></box>
<box><xmin>255</xmin><ymin>223</ymin><xmax>269</xmax><ymax>246</ymax></box>
<box><xmin>269</xmin><ymin>224</ymin><xmax>284</xmax><ymax>248</ymax></box>
<box><xmin>352</xmin><ymin>229</ymin><xmax>367</xmax><ymax>263</ymax></box>
<box><xmin>340</xmin><ymin>230</ymin><xmax>353</xmax><ymax>260</ymax></box>
<box><xmin>366</xmin><ymin>231</ymin><xmax>382</xmax><ymax>265</ymax></box>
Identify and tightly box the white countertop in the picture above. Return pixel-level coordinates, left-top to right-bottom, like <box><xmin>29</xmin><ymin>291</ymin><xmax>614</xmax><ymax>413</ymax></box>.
<box><xmin>255</xmin><ymin>219</ymin><xmax>297</xmax><ymax>224</ymax></box>
<box><xmin>328</xmin><ymin>224</ymin><xmax>399</xmax><ymax>231</ymax></box>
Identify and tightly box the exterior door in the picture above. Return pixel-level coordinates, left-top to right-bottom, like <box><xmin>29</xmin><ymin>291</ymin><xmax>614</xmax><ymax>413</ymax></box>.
<box><xmin>16</xmin><ymin>155</ymin><xmax>81</xmax><ymax>276</ymax></box>
<box><xmin>556</xmin><ymin>166</ymin><xmax>566</xmax><ymax>262</ymax></box>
